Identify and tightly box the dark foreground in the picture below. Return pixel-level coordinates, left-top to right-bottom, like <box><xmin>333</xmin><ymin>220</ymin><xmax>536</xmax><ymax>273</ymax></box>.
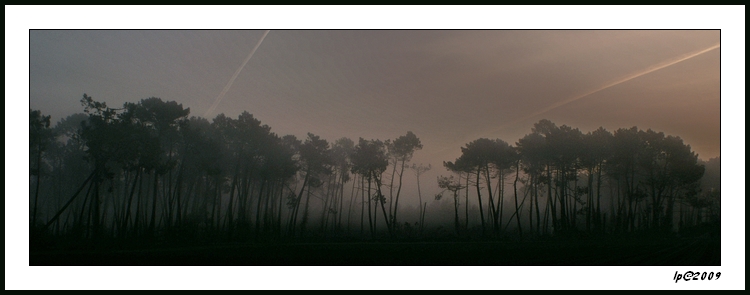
<box><xmin>30</xmin><ymin>236</ymin><xmax>719</xmax><ymax>266</ymax></box>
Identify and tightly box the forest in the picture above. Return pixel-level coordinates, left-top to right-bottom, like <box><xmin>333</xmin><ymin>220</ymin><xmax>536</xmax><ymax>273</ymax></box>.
<box><xmin>29</xmin><ymin>94</ymin><xmax>721</xmax><ymax>265</ymax></box>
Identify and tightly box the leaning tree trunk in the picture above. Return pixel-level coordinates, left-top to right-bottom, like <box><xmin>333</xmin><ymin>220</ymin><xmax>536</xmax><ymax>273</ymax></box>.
<box><xmin>347</xmin><ymin>174</ymin><xmax>357</xmax><ymax>234</ymax></box>
<box><xmin>288</xmin><ymin>170</ymin><xmax>309</xmax><ymax>236</ymax></box>
<box><xmin>43</xmin><ymin>171</ymin><xmax>96</xmax><ymax>232</ymax></box>
<box><xmin>375</xmin><ymin>174</ymin><xmax>393</xmax><ymax>238</ymax></box>
<box><xmin>392</xmin><ymin>159</ymin><xmax>407</xmax><ymax>229</ymax></box>
<box><xmin>32</xmin><ymin>146</ymin><xmax>43</xmax><ymax>227</ymax></box>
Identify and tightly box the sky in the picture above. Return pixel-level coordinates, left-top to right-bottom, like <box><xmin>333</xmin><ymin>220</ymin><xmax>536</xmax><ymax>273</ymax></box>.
<box><xmin>9</xmin><ymin>5</ymin><xmax>746</xmax><ymax>291</ymax></box>
<box><xmin>29</xmin><ymin>29</ymin><xmax>720</xmax><ymax>164</ymax></box>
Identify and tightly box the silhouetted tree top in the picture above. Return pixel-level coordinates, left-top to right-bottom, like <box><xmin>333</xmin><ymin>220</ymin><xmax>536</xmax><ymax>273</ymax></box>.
<box><xmin>452</xmin><ymin>138</ymin><xmax>515</xmax><ymax>172</ymax></box>
<box><xmin>300</xmin><ymin>133</ymin><xmax>333</xmax><ymax>175</ymax></box>
<box><xmin>387</xmin><ymin>131</ymin><xmax>423</xmax><ymax>162</ymax></box>
<box><xmin>351</xmin><ymin>138</ymin><xmax>388</xmax><ymax>178</ymax></box>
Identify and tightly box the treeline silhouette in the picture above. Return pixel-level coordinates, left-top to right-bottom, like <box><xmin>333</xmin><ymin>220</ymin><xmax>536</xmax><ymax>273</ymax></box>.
<box><xmin>29</xmin><ymin>95</ymin><xmax>720</xmax><ymax>248</ymax></box>
<box><xmin>438</xmin><ymin>121</ymin><xmax>719</xmax><ymax>239</ymax></box>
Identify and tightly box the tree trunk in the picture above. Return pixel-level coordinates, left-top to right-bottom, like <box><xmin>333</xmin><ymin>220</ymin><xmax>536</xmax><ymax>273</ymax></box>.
<box><xmin>547</xmin><ymin>164</ymin><xmax>557</xmax><ymax>233</ymax></box>
<box><xmin>498</xmin><ymin>170</ymin><xmax>505</xmax><ymax>236</ymax></box>
<box><xmin>587</xmin><ymin>168</ymin><xmax>594</xmax><ymax>232</ymax></box>
<box><xmin>360</xmin><ymin>175</ymin><xmax>365</xmax><ymax>236</ymax></box>
<box><xmin>366</xmin><ymin>174</ymin><xmax>374</xmax><ymax>239</ymax></box>
<box><xmin>475</xmin><ymin>168</ymin><xmax>486</xmax><ymax>234</ymax></box>
<box><xmin>150</xmin><ymin>172</ymin><xmax>158</xmax><ymax>234</ymax></box>
<box><xmin>596</xmin><ymin>162</ymin><xmax>603</xmax><ymax>232</ymax></box>
<box><xmin>513</xmin><ymin>160</ymin><xmax>522</xmax><ymax>239</ymax></box>
<box><xmin>528</xmin><ymin>174</ymin><xmax>534</xmax><ymax>235</ymax></box>
<box><xmin>225</xmin><ymin>171</ymin><xmax>239</xmax><ymax>238</ymax></box>
<box><xmin>289</xmin><ymin>170</ymin><xmax>309</xmax><ymax>236</ymax></box>
<box><xmin>92</xmin><ymin>171</ymin><xmax>101</xmax><ymax>239</ymax></box>
<box><xmin>276</xmin><ymin>179</ymin><xmax>286</xmax><ymax>236</ymax></box>
<box><xmin>43</xmin><ymin>171</ymin><xmax>96</xmax><ymax>231</ymax></box>
<box><xmin>338</xmin><ymin>172</ymin><xmax>346</xmax><ymax>232</ymax></box>
<box><xmin>32</xmin><ymin>147</ymin><xmax>43</xmax><ymax>227</ymax></box>
<box><xmin>134</xmin><ymin>171</ymin><xmax>145</xmax><ymax>235</ymax></box>
<box><xmin>300</xmin><ymin>183</ymin><xmax>313</xmax><ymax>236</ymax></box>
<box><xmin>558</xmin><ymin>167</ymin><xmax>567</xmax><ymax>231</ymax></box>
<box><xmin>347</xmin><ymin>174</ymin><xmax>357</xmax><ymax>234</ymax></box>
<box><xmin>320</xmin><ymin>173</ymin><xmax>335</xmax><ymax>233</ymax></box>
<box><xmin>217</xmin><ymin>176</ymin><xmax>224</xmax><ymax>231</ymax></box>
<box><xmin>255</xmin><ymin>179</ymin><xmax>267</xmax><ymax>235</ymax></box>
<box><xmin>416</xmin><ymin>170</ymin><xmax>424</xmax><ymax>233</ymax></box>
<box><xmin>535</xmin><ymin>175</ymin><xmax>541</xmax><ymax>236</ymax></box>
<box><xmin>263</xmin><ymin>180</ymin><xmax>275</xmax><ymax>234</ymax></box>
<box><xmin>122</xmin><ymin>168</ymin><xmax>141</xmax><ymax>235</ymax></box>
<box><xmin>484</xmin><ymin>165</ymin><xmax>498</xmax><ymax>235</ymax></box>
<box><xmin>388</xmin><ymin>159</ymin><xmax>397</xmax><ymax>219</ymax></box>
<box><xmin>393</xmin><ymin>159</ymin><xmax>407</xmax><ymax>228</ymax></box>
<box><xmin>375</xmin><ymin>174</ymin><xmax>393</xmax><ymax>238</ymax></box>
<box><xmin>465</xmin><ymin>172</ymin><xmax>470</xmax><ymax>231</ymax></box>
<box><xmin>574</xmin><ymin>171</ymin><xmax>580</xmax><ymax>230</ymax></box>
<box><xmin>453</xmin><ymin>192</ymin><xmax>460</xmax><ymax>235</ymax></box>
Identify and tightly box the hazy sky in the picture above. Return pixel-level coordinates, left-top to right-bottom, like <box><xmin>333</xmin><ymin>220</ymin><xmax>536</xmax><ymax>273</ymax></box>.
<box><xmin>11</xmin><ymin>6</ymin><xmax>744</xmax><ymax>291</ymax></box>
<box><xmin>30</xmin><ymin>30</ymin><xmax>719</xmax><ymax>173</ymax></box>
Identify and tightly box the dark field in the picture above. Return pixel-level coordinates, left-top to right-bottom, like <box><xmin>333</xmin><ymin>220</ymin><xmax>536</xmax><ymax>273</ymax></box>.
<box><xmin>30</xmin><ymin>236</ymin><xmax>719</xmax><ymax>266</ymax></box>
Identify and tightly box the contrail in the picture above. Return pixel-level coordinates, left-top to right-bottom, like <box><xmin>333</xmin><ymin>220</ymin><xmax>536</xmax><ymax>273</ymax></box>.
<box><xmin>204</xmin><ymin>30</ymin><xmax>270</xmax><ymax>118</ymax></box>
<box><xmin>495</xmin><ymin>42</ymin><xmax>721</xmax><ymax>132</ymax></box>
<box><xmin>428</xmin><ymin>42</ymin><xmax>721</xmax><ymax>162</ymax></box>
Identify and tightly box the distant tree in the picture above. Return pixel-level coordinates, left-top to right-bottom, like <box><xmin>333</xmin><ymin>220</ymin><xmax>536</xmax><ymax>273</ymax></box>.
<box><xmin>607</xmin><ymin>126</ymin><xmax>644</xmax><ymax>233</ymax></box>
<box><xmin>636</xmin><ymin>130</ymin><xmax>704</xmax><ymax>232</ymax></box>
<box><xmin>350</xmin><ymin>138</ymin><xmax>390</xmax><ymax>238</ymax></box>
<box><xmin>123</xmin><ymin>97</ymin><xmax>190</xmax><ymax>234</ymax></box>
<box><xmin>436</xmin><ymin>174</ymin><xmax>466</xmax><ymax>234</ymax></box>
<box><xmin>328</xmin><ymin>137</ymin><xmax>354</xmax><ymax>233</ymax></box>
<box><xmin>694</xmin><ymin>156</ymin><xmax>720</xmax><ymax>232</ymax></box>
<box><xmin>588</xmin><ymin>127</ymin><xmax>613</xmax><ymax>233</ymax></box>
<box><xmin>289</xmin><ymin>133</ymin><xmax>332</xmax><ymax>236</ymax></box>
<box><xmin>510</xmin><ymin>147</ymin><xmax>523</xmax><ymax>239</ymax></box>
<box><xmin>449</xmin><ymin>138</ymin><xmax>514</xmax><ymax>235</ymax></box>
<box><xmin>40</xmin><ymin>110</ymin><xmax>99</xmax><ymax>235</ymax></box>
<box><xmin>385</xmin><ymin>131</ymin><xmax>422</xmax><ymax>229</ymax></box>
<box><xmin>30</xmin><ymin>109</ymin><xmax>53</xmax><ymax>227</ymax></box>
<box><xmin>43</xmin><ymin>113</ymin><xmax>90</xmax><ymax>235</ymax></box>
<box><xmin>517</xmin><ymin>132</ymin><xmax>547</xmax><ymax>235</ymax></box>
<box><xmin>269</xmin><ymin>135</ymin><xmax>300</xmax><ymax>235</ymax></box>
<box><xmin>531</xmin><ymin>121</ymin><xmax>585</xmax><ymax>233</ymax></box>
<box><xmin>252</xmin><ymin>132</ymin><xmax>298</xmax><ymax>237</ymax></box>
<box><xmin>488</xmin><ymin>139</ymin><xmax>516</xmax><ymax>236</ymax></box>
<box><xmin>530</xmin><ymin>120</ymin><xmax>559</xmax><ymax>233</ymax></box>
<box><xmin>234</xmin><ymin>112</ymin><xmax>272</xmax><ymax>235</ymax></box>
<box><xmin>410</xmin><ymin>163</ymin><xmax>431</xmax><ymax>232</ymax></box>
<box><xmin>78</xmin><ymin>94</ymin><xmax>126</xmax><ymax>238</ymax></box>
